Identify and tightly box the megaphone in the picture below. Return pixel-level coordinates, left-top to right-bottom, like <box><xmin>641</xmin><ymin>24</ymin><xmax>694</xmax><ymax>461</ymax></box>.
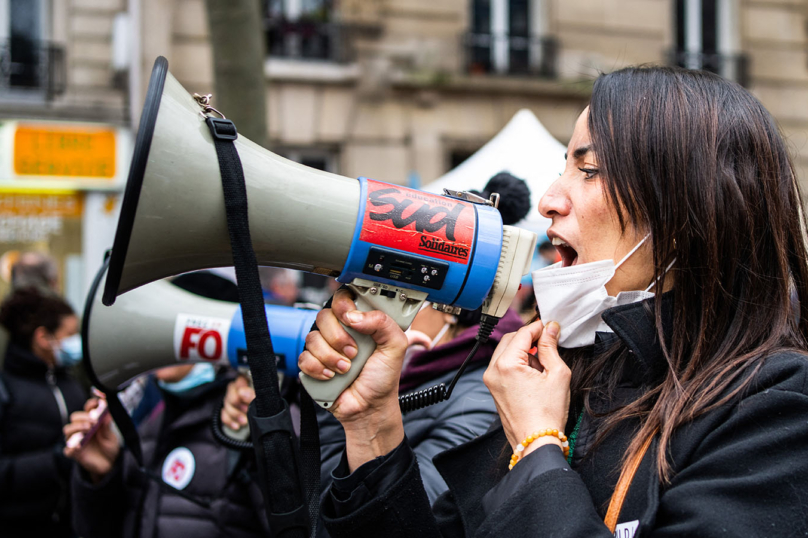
<box><xmin>83</xmin><ymin>260</ymin><xmax>318</xmax><ymax>391</ymax></box>
<box><xmin>100</xmin><ymin>56</ymin><xmax>537</xmax><ymax>408</ymax></box>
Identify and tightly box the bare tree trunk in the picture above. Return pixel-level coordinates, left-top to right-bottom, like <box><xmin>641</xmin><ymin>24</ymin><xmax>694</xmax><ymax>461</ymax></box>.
<box><xmin>205</xmin><ymin>0</ymin><xmax>268</xmax><ymax>147</ymax></box>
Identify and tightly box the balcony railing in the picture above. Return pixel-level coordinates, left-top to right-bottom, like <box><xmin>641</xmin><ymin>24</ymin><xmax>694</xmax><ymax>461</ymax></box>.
<box><xmin>265</xmin><ymin>18</ymin><xmax>353</xmax><ymax>63</ymax></box>
<box><xmin>668</xmin><ymin>50</ymin><xmax>750</xmax><ymax>87</ymax></box>
<box><xmin>0</xmin><ymin>39</ymin><xmax>66</xmax><ymax>99</ymax></box>
<box><xmin>463</xmin><ymin>33</ymin><xmax>558</xmax><ymax>78</ymax></box>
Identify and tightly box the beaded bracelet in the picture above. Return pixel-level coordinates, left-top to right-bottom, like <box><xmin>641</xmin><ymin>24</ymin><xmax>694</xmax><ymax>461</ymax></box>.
<box><xmin>509</xmin><ymin>429</ymin><xmax>570</xmax><ymax>470</ymax></box>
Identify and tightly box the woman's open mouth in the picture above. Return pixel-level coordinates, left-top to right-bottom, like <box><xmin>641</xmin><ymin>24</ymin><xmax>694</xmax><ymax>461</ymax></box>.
<box><xmin>551</xmin><ymin>237</ymin><xmax>578</xmax><ymax>267</ymax></box>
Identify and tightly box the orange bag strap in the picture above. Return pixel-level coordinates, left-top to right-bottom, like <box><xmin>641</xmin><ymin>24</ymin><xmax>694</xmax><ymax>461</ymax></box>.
<box><xmin>603</xmin><ymin>429</ymin><xmax>657</xmax><ymax>532</ymax></box>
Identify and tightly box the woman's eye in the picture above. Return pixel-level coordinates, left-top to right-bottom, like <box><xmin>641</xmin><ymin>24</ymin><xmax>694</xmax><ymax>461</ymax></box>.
<box><xmin>578</xmin><ymin>167</ymin><xmax>599</xmax><ymax>180</ymax></box>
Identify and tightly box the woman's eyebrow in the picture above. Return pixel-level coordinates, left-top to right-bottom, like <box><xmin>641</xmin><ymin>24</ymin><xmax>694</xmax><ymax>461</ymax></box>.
<box><xmin>564</xmin><ymin>145</ymin><xmax>592</xmax><ymax>161</ymax></box>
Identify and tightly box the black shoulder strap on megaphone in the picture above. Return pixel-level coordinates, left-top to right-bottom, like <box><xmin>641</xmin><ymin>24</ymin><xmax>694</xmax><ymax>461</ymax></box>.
<box><xmin>204</xmin><ymin>116</ymin><xmax>318</xmax><ymax>538</ymax></box>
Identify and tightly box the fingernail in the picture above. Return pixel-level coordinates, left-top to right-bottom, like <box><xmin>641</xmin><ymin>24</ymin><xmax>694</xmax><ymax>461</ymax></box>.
<box><xmin>231</xmin><ymin>423</ymin><xmax>241</xmax><ymax>431</ymax></box>
<box><xmin>345</xmin><ymin>311</ymin><xmax>362</xmax><ymax>324</ymax></box>
<box><xmin>337</xmin><ymin>359</ymin><xmax>351</xmax><ymax>373</ymax></box>
<box><xmin>344</xmin><ymin>345</ymin><xmax>357</xmax><ymax>358</ymax></box>
<box><xmin>547</xmin><ymin>322</ymin><xmax>560</xmax><ymax>337</ymax></box>
<box><xmin>239</xmin><ymin>415</ymin><xmax>248</xmax><ymax>425</ymax></box>
<box><xmin>323</xmin><ymin>369</ymin><xmax>336</xmax><ymax>378</ymax></box>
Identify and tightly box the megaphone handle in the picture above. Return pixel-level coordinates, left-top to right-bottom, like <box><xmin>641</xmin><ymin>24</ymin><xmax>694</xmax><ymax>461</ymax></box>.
<box><xmin>298</xmin><ymin>301</ymin><xmax>377</xmax><ymax>409</ymax></box>
<box><xmin>300</xmin><ymin>280</ymin><xmax>427</xmax><ymax>409</ymax></box>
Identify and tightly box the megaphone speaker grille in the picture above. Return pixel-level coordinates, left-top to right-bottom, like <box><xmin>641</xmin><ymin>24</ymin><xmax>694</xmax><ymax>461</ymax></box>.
<box><xmin>103</xmin><ymin>56</ymin><xmax>169</xmax><ymax>306</ymax></box>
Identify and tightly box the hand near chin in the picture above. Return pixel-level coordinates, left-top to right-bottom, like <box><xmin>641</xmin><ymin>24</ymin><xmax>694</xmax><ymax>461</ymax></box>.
<box><xmin>483</xmin><ymin>320</ymin><xmax>571</xmax><ymax>457</ymax></box>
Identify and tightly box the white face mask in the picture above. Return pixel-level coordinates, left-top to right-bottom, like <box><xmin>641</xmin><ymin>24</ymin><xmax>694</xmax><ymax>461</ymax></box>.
<box><xmin>531</xmin><ymin>235</ymin><xmax>657</xmax><ymax>348</ymax></box>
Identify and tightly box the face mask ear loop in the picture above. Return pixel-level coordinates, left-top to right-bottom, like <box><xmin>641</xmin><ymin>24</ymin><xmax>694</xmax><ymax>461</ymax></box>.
<box><xmin>644</xmin><ymin>258</ymin><xmax>677</xmax><ymax>292</ymax></box>
<box><xmin>431</xmin><ymin>322</ymin><xmax>452</xmax><ymax>349</ymax></box>
<box><xmin>614</xmin><ymin>233</ymin><xmax>651</xmax><ymax>271</ymax></box>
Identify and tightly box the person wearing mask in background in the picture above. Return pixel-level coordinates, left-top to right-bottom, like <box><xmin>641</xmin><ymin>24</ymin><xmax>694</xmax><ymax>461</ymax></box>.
<box><xmin>0</xmin><ymin>288</ymin><xmax>85</xmax><ymax>537</ymax></box>
<box><xmin>221</xmin><ymin>173</ymin><xmax>531</xmax><ymax>513</ymax></box>
<box><xmin>66</xmin><ymin>362</ymin><xmax>270</xmax><ymax>538</ymax></box>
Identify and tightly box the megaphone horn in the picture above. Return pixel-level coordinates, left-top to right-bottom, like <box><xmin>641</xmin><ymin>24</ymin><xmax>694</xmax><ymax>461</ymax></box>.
<box><xmin>83</xmin><ymin>259</ymin><xmax>317</xmax><ymax>392</ymax></box>
<box><xmin>101</xmin><ymin>56</ymin><xmax>537</xmax><ymax>408</ymax></box>
<box><xmin>104</xmin><ymin>56</ymin><xmax>359</xmax><ymax>307</ymax></box>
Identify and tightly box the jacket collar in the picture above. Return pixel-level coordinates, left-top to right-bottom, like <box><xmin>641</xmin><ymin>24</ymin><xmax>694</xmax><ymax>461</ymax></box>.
<box><xmin>600</xmin><ymin>292</ymin><xmax>674</xmax><ymax>386</ymax></box>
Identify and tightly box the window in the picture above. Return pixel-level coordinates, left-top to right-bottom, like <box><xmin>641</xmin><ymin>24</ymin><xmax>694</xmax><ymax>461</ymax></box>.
<box><xmin>466</xmin><ymin>0</ymin><xmax>555</xmax><ymax>77</ymax></box>
<box><xmin>0</xmin><ymin>0</ymin><xmax>64</xmax><ymax>98</ymax></box>
<box><xmin>265</xmin><ymin>0</ymin><xmax>337</xmax><ymax>61</ymax></box>
<box><xmin>673</xmin><ymin>0</ymin><xmax>746</xmax><ymax>85</ymax></box>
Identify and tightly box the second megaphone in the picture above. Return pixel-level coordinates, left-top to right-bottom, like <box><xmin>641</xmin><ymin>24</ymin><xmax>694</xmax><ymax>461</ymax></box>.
<box><xmin>83</xmin><ymin>261</ymin><xmax>318</xmax><ymax>391</ymax></box>
<box><xmin>100</xmin><ymin>56</ymin><xmax>537</xmax><ymax>408</ymax></box>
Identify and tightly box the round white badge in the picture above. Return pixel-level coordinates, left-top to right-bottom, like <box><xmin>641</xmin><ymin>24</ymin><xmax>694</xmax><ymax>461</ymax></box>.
<box><xmin>162</xmin><ymin>447</ymin><xmax>196</xmax><ymax>490</ymax></box>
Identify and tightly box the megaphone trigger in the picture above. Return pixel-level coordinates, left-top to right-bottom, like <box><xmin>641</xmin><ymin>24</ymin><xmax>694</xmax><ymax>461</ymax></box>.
<box><xmin>299</xmin><ymin>279</ymin><xmax>428</xmax><ymax>408</ymax></box>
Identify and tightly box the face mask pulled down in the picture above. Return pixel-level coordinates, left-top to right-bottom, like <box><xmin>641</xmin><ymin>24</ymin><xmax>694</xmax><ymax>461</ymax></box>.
<box><xmin>531</xmin><ymin>235</ymin><xmax>654</xmax><ymax>348</ymax></box>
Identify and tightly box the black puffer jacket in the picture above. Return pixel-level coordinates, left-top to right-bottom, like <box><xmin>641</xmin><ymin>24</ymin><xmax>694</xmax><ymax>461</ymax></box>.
<box><xmin>0</xmin><ymin>343</ymin><xmax>86</xmax><ymax>538</ymax></box>
<box><xmin>318</xmin><ymin>365</ymin><xmax>497</xmax><ymax>505</ymax></box>
<box><xmin>72</xmin><ymin>376</ymin><xmax>269</xmax><ymax>538</ymax></box>
<box><xmin>320</xmin><ymin>298</ymin><xmax>808</xmax><ymax>537</ymax></box>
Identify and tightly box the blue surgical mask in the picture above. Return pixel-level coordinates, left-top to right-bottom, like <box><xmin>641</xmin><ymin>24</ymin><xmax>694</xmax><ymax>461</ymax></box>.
<box><xmin>157</xmin><ymin>363</ymin><xmax>216</xmax><ymax>394</ymax></box>
<box><xmin>54</xmin><ymin>334</ymin><xmax>83</xmax><ymax>367</ymax></box>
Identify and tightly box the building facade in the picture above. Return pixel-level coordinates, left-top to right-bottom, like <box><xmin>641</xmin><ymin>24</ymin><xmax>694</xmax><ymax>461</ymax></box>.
<box><xmin>0</xmin><ymin>0</ymin><xmax>807</xmax><ymax>302</ymax></box>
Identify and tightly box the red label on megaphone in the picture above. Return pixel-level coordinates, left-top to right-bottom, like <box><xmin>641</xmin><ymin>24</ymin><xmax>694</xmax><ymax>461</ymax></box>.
<box><xmin>360</xmin><ymin>180</ymin><xmax>475</xmax><ymax>264</ymax></box>
<box><xmin>173</xmin><ymin>314</ymin><xmax>231</xmax><ymax>362</ymax></box>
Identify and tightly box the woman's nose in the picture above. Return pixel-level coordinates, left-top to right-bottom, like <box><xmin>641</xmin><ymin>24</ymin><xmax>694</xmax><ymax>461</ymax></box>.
<box><xmin>538</xmin><ymin>178</ymin><xmax>570</xmax><ymax>219</ymax></box>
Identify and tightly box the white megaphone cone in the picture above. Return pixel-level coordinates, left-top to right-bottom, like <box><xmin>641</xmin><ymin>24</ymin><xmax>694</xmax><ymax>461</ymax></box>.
<box><xmin>83</xmin><ymin>259</ymin><xmax>317</xmax><ymax>391</ymax></box>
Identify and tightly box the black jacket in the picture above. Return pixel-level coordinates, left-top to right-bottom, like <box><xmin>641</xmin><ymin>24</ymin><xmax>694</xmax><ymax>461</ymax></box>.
<box><xmin>71</xmin><ymin>377</ymin><xmax>270</xmax><ymax>538</ymax></box>
<box><xmin>0</xmin><ymin>343</ymin><xmax>86</xmax><ymax>538</ymax></box>
<box><xmin>320</xmin><ymin>299</ymin><xmax>808</xmax><ymax>537</ymax></box>
<box><xmin>319</xmin><ymin>364</ymin><xmax>497</xmax><ymax>504</ymax></box>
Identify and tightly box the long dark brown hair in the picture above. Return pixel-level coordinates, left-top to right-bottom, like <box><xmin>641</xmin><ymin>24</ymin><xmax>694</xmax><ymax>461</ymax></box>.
<box><xmin>576</xmin><ymin>66</ymin><xmax>808</xmax><ymax>482</ymax></box>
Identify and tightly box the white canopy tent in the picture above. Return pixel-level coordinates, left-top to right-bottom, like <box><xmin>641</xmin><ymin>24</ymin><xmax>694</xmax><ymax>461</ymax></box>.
<box><xmin>423</xmin><ymin>109</ymin><xmax>566</xmax><ymax>237</ymax></box>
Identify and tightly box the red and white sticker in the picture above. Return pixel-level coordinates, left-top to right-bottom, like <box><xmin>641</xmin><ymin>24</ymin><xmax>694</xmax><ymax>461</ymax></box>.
<box><xmin>162</xmin><ymin>447</ymin><xmax>196</xmax><ymax>490</ymax></box>
<box><xmin>173</xmin><ymin>314</ymin><xmax>231</xmax><ymax>363</ymax></box>
<box><xmin>359</xmin><ymin>180</ymin><xmax>475</xmax><ymax>264</ymax></box>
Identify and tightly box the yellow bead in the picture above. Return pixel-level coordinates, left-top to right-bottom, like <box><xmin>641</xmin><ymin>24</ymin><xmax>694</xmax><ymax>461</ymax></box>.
<box><xmin>551</xmin><ymin>429</ymin><xmax>559</xmax><ymax>436</ymax></box>
<box><xmin>526</xmin><ymin>436</ymin><xmax>534</xmax><ymax>443</ymax></box>
<box><xmin>532</xmin><ymin>431</ymin><xmax>540</xmax><ymax>439</ymax></box>
<box><xmin>560</xmin><ymin>435</ymin><xmax>567</xmax><ymax>442</ymax></box>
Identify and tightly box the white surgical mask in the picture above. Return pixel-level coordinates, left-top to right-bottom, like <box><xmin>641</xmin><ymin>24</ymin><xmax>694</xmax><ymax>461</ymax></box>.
<box><xmin>532</xmin><ymin>235</ymin><xmax>656</xmax><ymax>348</ymax></box>
<box><xmin>53</xmin><ymin>334</ymin><xmax>83</xmax><ymax>367</ymax></box>
<box><xmin>157</xmin><ymin>363</ymin><xmax>216</xmax><ymax>394</ymax></box>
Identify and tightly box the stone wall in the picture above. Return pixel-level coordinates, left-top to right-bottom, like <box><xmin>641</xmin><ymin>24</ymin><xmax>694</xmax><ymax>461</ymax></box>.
<box><xmin>22</xmin><ymin>0</ymin><xmax>808</xmax><ymax>190</ymax></box>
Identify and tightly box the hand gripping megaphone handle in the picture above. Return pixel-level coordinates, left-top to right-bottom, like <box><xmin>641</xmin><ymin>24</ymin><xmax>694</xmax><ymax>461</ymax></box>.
<box><xmin>299</xmin><ymin>280</ymin><xmax>428</xmax><ymax>409</ymax></box>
